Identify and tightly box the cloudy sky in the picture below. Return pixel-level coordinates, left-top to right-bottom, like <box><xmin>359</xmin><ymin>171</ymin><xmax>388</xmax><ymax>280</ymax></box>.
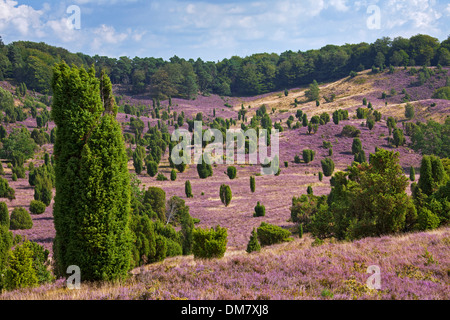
<box><xmin>0</xmin><ymin>0</ymin><xmax>449</xmax><ymax>61</ymax></box>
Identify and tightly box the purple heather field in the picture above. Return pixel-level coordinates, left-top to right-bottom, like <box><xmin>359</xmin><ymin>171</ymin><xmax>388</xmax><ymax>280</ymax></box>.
<box><xmin>0</xmin><ymin>68</ymin><xmax>449</xmax><ymax>300</ymax></box>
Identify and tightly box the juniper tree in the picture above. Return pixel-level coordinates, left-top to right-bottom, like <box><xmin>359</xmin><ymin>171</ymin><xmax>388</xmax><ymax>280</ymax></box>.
<box><xmin>250</xmin><ymin>176</ymin><xmax>255</xmax><ymax>193</ymax></box>
<box><xmin>246</xmin><ymin>228</ymin><xmax>260</xmax><ymax>253</ymax></box>
<box><xmin>185</xmin><ymin>180</ymin><xmax>193</xmax><ymax>198</ymax></box>
<box><xmin>51</xmin><ymin>64</ymin><xmax>131</xmax><ymax>281</ymax></box>
<box><xmin>219</xmin><ymin>184</ymin><xmax>232</xmax><ymax>207</ymax></box>
<box><xmin>410</xmin><ymin>166</ymin><xmax>415</xmax><ymax>181</ymax></box>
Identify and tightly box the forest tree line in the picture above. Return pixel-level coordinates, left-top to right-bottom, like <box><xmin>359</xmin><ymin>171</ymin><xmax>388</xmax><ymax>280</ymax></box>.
<box><xmin>0</xmin><ymin>34</ymin><xmax>449</xmax><ymax>98</ymax></box>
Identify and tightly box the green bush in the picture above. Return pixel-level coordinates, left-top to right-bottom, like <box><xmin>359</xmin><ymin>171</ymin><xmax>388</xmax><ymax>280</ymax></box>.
<box><xmin>256</xmin><ymin>222</ymin><xmax>291</xmax><ymax>246</ymax></box>
<box><xmin>341</xmin><ymin>125</ymin><xmax>360</xmax><ymax>138</ymax></box>
<box><xmin>417</xmin><ymin>207</ymin><xmax>440</xmax><ymax>231</ymax></box>
<box><xmin>0</xmin><ymin>202</ymin><xmax>9</xmax><ymax>229</ymax></box>
<box><xmin>246</xmin><ymin>228</ymin><xmax>261</xmax><ymax>253</ymax></box>
<box><xmin>185</xmin><ymin>180</ymin><xmax>193</xmax><ymax>198</ymax></box>
<box><xmin>253</xmin><ymin>202</ymin><xmax>265</xmax><ymax>217</ymax></box>
<box><xmin>192</xmin><ymin>225</ymin><xmax>228</xmax><ymax>259</ymax></box>
<box><xmin>147</xmin><ymin>161</ymin><xmax>158</xmax><ymax>177</ymax></box>
<box><xmin>302</xmin><ymin>149</ymin><xmax>316</xmax><ymax>163</ymax></box>
<box><xmin>156</xmin><ymin>173</ymin><xmax>168</xmax><ymax>181</ymax></box>
<box><xmin>321</xmin><ymin>158</ymin><xmax>335</xmax><ymax>177</ymax></box>
<box><xmin>29</xmin><ymin>200</ymin><xmax>46</xmax><ymax>215</ymax></box>
<box><xmin>250</xmin><ymin>176</ymin><xmax>255</xmax><ymax>193</ymax></box>
<box><xmin>33</xmin><ymin>175</ymin><xmax>52</xmax><ymax>206</ymax></box>
<box><xmin>9</xmin><ymin>207</ymin><xmax>33</xmax><ymax>230</ymax></box>
<box><xmin>219</xmin><ymin>184</ymin><xmax>232</xmax><ymax>207</ymax></box>
<box><xmin>0</xmin><ymin>177</ymin><xmax>15</xmax><ymax>200</ymax></box>
<box><xmin>170</xmin><ymin>169</ymin><xmax>177</xmax><ymax>181</ymax></box>
<box><xmin>4</xmin><ymin>240</ymin><xmax>38</xmax><ymax>291</ymax></box>
<box><xmin>226</xmin><ymin>166</ymin><xmax>237</xmax><ymax>179</ymax></box>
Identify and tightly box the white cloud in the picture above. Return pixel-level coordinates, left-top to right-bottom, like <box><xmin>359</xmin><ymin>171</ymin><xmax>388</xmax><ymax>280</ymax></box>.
<box><xmin>0</xmin><ymin>0</ymin><xmax>44</xmax><ymax>36</ymax></box>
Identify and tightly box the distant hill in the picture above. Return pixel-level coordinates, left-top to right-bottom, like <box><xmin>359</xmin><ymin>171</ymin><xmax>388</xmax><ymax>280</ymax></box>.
<box><xmin>0</xmin><ymin>34</ymin><xmax>449</xmax><ymax>97</ymax></box>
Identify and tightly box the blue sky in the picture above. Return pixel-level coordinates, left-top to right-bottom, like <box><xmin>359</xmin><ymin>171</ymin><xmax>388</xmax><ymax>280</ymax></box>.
<box><xmin>0</xmin><ymin>0</ymin><xmax>449</xmax><ymax>61</ymax></box>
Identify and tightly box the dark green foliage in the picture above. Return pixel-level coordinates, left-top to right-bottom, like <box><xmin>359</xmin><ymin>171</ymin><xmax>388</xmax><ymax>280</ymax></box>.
<box><xmin>302</xmin><ymin>149</ymin><xmax>315</xmax><ymax>163</ymax></box>
<box><xmin>387</xmin><ymin>117</ymin><xmax>397</xmax><ymax>136</ymax></box>
<box><xmin>51</xmin><ymin>64</ymin><xmax>132</xmax><ymax>281</ymax></box>
<box><xmin>0</xmin><ymin>225</ymin><xmax>12</xmax><ymax>289</ymax></box>
<box><xmin>29</xmin><ymin>200</ymin><xmax>46</xmax><ymax>215</ymax></box>
<box><xmin>307</xmin><ymin>185</ymin><xmax>313</xmax><ymax>195</ymax></box>
<box><xmin>417</xmin><ymin>207</ymin><xmax>440</xmax><ymax>231</ymax></box>
<box><xmin>367</xmin><ymin>119</ymin><xmax>375</xmax><ymax>130</ymax></box>
<box><xmin>129</xmin><ymin>214</ymin><xmax>156</xmax><ymax>267</ymax></box>
<box><xmin>418</xmin><ymin>155</ymin><xmax>434</xmax><ymax>196</ymax></box>
<box><xmin>363</xmin><ymin>98</ymin><xmax>367</xmax><ymax>105</ymax></box>
<box><xmin>410</xmin><ymin>119</ymin><xmax>450</xmax><ymax>158</ymax></box>
<box><xmin>226</xmin><ymin>166</ymin><xmax>237</xmax><ymax>179</ymax></box>
<box><xmin>330</xmin><ymin>149</ymin><xmax>412</xmax><ymax>240</ymax></box>
<box><xmin>250</xmin><ymin>175</ymin><xmax>255</xmax><ymax>193</ymax></box>
<box><xmin>9</xmin><ymin>207</ymin><xmax>33</xmax><ymax>230</ymax></box>
<box><xmin>341</xmin><ymin>125</ymin><xmax>360</xmax><ymax>137</ymax></box>
<box><xmin>0</xmin><ymin>177</ymin><xmax>15</xmax><ymax>200</ymax></box>
<box><xmin>192</xmin><ymin>225</ymin><xmax>228</xmax><ymax>259</ymax></box>
<box><xmin>185</xmin><ymin>180</ymin><xmax>193</xmax><ymax>198</ymax></box>
<box><xmin>0</xmin><ymin>128</ymin><xmax>38</xmax><ymax>166</ymax></box>
<box><xmin>0</xmin><ymin>202</ymin><xmax>9</xmax><ymax>229</ymax></box>
<box><xmin>12</xmin><ymin>165</ymin><xmax>25</xmax><ymax>179</ymax></box>
<box><xmin>33</xmin><ymin>175</ymin><xmax>52</xmax><ymax>206</ymax></box>
<box><xmin>246</xmin><ymin>228</ymin><xmax>261</xmax><ymax>253</ymax></box>
<box><xmin>432</xmin><ymin>86</ymin><xmax>450</xmax><ymax>100</ymax></box>
<box><xmin>356</xmin><ymin>107</ymin><xmax>368</xmax><ymax>119</ymax></box>
<box><xmin>351</xmin><ymin>138</ymin><xmax>363</xmax><ymax>155</ymax></box>
<box><xmin>156</xmin><ymin>173</ymin><xmax>168</xmax><ymax>181</ymax></box>
<box><xmin>133</xmin><ymin>151</ymin><xmax>144</xmax><ymax>174</ymax></box>
<box><xmin>197</xmin><ymin>156</ymin><xmax>213</xmax><ymax>179</ymax></box>
<box><xmin>219</xmin><ymin>184</ymin><xmax>232</xmax><ymax>207</ymax></box>
<box><xmin>310</xmin><ymin>204</ymin><xmax>334</xmax><ymax>239</ymax></box>
<box><xmin>298</xmin><ymin>223</ymin><xmax>303</xmax><ymax>238</ymax></box>
<box><xmin>405</xmin><ymin>103</ymin><xmax>415</xmax><ymax>119</ymax></box>
<box><xmin>321</xmin><ymin>158</ymin><xmax>335</xmax><ymax>177</ymax></box>
<box><xmin>319</xmin><ymin>171</ymin><xmax>323</xmax><ymax>182</ymax></box>
<box><xmin>170</xmin><ymin>169</ymin><xmax>177</xmax><ymax>181</ymax></box>
<box><xmin>410</xmin><ymin>166</ymin><xmax>415</xmax><ymax>181</ymax></box>
<box><xmin>146</xmin><ymin>160</ymin><xmax>158</xmax><ymax>177</ymax></box>
<box><xmin>392</xmin><ymin>128</ymin><xmax>405</xmax><ymax>147</ymax></box>
<box><xmin>144</xmin><ymin>187</ymin><xmax>166</xmax><ymax>222</ymax></box>
<box><xmin>253</xmin><ymin>202</ymin><xmax>265</xmax><ymax>217</ymax></box>
<box><xmin>256</xmin><ymin>222</ymin><xmax>291</xmax><ymax>247</ymax></box>
<box><xmin>180</xmin><ymin>209</ymin><xmax>194</xmax><ymax>255</ymax></box>
<box><xmin>302</xmin><ymin>114</ymin><xmax>308</xmax><ymax>127</ymax></box>
<box><xmin>354</xmin><ymin>150</ymin><xmax>367</xmax><ymax>164</ymax></box>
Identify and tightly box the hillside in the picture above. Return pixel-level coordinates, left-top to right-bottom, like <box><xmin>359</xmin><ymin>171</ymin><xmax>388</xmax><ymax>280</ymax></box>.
<box><xmin>3</xmin><ymin>66</ymin><xmax>450</xmax><ymax>253</ymax></box>
<box><xmin>0</xmin><ymin>63</ymin><xmax>449</xmax><ymax>300</ymax></box>
<box><xmin>1</xmin><ymin>228</ymin><xmax>449</xmax><ymax>300</ymax></box>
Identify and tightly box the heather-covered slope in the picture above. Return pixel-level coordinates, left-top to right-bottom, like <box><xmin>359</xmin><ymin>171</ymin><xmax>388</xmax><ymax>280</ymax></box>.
<box><xmin>1</xmin><ymin>228</ymin><xmax>448</xmax><ymax>300</ymax></box>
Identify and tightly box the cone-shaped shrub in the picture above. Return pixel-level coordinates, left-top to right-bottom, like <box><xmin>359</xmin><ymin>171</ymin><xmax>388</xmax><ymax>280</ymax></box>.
<box><xmin>250</xmin><ymin>176</ymin><xmax>255</xmax><ymax>193</ymax></box>
<box><xmin>219</xmin><ymin>184</ymin><xmax>232</xmax><ymax>207</ymax></box>
<box><xmin>0</xmin><ymin>202</ymin><xmax>9</xmax><ymax>229</ymax></box>
<box><xmin>185</xmin><ymin>180</ymin><xmax>193</xmax><ymax>198</ymax></box>
<box><xmin>51</xmin><ymin>64</ymin><xmax>131</xmax><ymax>281</ymax></box>
<box><xmin>246</xmin><ymin>228</ymin><xmax>261</xmax><ymax>253</ymax></box>
<box><xmin>253</xmin><ymin>202</ymin><xmax>265</xmax><ymax>217</ymax></box>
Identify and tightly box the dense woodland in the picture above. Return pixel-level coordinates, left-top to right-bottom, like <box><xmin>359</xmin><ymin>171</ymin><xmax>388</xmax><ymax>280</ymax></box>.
<box><xmin>1</xmin><ymin>34</ymin><xmax>450</xmax><ymax>97</ymax></box>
